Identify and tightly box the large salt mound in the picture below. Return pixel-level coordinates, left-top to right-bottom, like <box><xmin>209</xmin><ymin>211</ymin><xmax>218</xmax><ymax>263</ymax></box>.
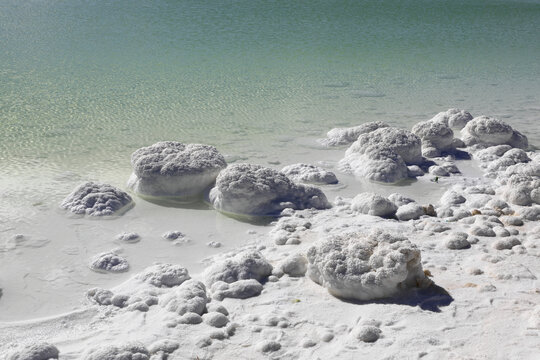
<box><xmin>338</xmin><ymin>127</ymin><xmax>422</xmax><ymax>183</ymax></box>
<box><xmin>461</xmin><ymin>116</ymin><xmax>528</xmax><ymax>149</ymax></box>
<box><xmin>430</xmin><ymin>108</ymin><xmax>473</xmax><ymax>130</ymax></box>
<box><xmin>127</xmin><ymin>141</ymin><xmax>226</xmax><ymax>199</ymax></box>
<box><xmin>205</xmin><ymin>250</ymin><xmax>273</xmax><ymax>286</ymax></box>
<box><xmin>411</xmin><ymin>120</ymin><xmax>455</xmax><ymax>157</ymax></box>
<box><xmin>61</xmin><ymin>182</ymin><xmax>134</xmax><ymax>216</ymax></box>
<box><xmin>320</xmin><ymin>121</ymin><xmax>389</xmax><ymax>147</ymax></box>
<box><xmin>209</xmin><ymin>163</ymin><xmax>331</xmax><ymax>216</ymax></box>
<box><xmin>307</xmin><ymin>229</ymin><xmax>431</xmax><ymax>301</ymax></box>
<box><xmin>280</xmin><ymin>163</ymin><xmax>338</xmax><ymax>185</ymax></box>
<box><xmin>8</xmin><ymin>343</ymin><xmax>59</xmax><ymax>360</ymax></box>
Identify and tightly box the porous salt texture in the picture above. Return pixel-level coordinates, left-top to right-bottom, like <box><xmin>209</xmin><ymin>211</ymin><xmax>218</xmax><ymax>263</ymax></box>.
<box><xmin>204</xmin><ymin>250</ymin><xmax>273</xmax><ymax>286</ymax></box>
<box><xmin>136</xmin><ymin>263</ymin><xmax>191</xmax><ymax>287</ymax></box>
<box><xmin>7</xmin><ymin>343</ymin><xmax>59</xmax><ymax>360</ymax></box>
<box><xmin>209</xmin><ymin>163</ymin><xmax>331</xmax><ymax>216</ymax></box>
<box><xmin>127</xmin><ymin>141</ymin><xmax>226</xmax><ymax>199</ymax></box>
<box><xmin>211</xmin><ymin>279</ymin><xmax>264</xmax><ymax>300</ymax></box>
<box><xmin>412</xmin><ymin>120</ymin><xmax>455</xmax><ymax>158</ymax></box>
<box><xmin>61</xmin><ymin>182</ymin><xmax>133</xmax><ymax>216</ymax></box>
<box><xmin>430</xmin><ymin>108</ymin><xmax>473</xmax><ymax>130</ymax></box>
<box><xmin>320</xmin><ymin>121</ymin><xmax>389</xmax><ymax>147</ymax></box>
<box><xmin>461</xmin><ymin>116</ymin><xmax>528</xmax><ymax>149</ymax></box>
<box><xmin>351</xmin><ymin>192</ymin><xmax>397</xmax><ymax>218</ymax></box>
<box><xmin>338</xmin><ymin>127</ymin><xmax>422</xmax><ymax>183</ymax></box>
<box><xmin>395</xmin><ymin>202</ymin><xmax>424</xmax><ymax>221</ymax></box>
<box><xmin>83</xmin><ymin>343</ymin><xmax>149</xmax><ymax>360</ymax></box>
<box><xmin>115</xmin><ymin>232</ymin><xmax>141</xmax><ymax>244</ymax></box>
<box><xmin>307</xmin><ymin>228</ymin><xmax>431</xmax><ymax>301</ymax></box>
<box><xmin>89</xmin><ymin>252</ymin><xmax>129</xmax><ymax>273</ymax></box>
<box><xmin>160</xmin><ymin>279</ymin><xmax>208</xmax><ymax>315</ymax></box>
<box><xmin>280</xmin><ymin>163</ymin><xmax>338</xmax><ymax>185</ymax></box>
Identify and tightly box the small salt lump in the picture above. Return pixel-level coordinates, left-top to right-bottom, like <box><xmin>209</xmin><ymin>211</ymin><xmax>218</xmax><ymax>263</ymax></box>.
<box><xmin>307</xmin><ymin>229</ymin><xmax>431</xmax><ymax>301</ymax></box>
<box><xmin>320</xmin><ymin>121</ymin><xmax>389</xmax><ymax>147</ymax></box>
<box><xmin>205</xmin><ymin>250</ymin><xmax>273</xmax><ymax>286</ymax></box>
<box><xmin>281</xmin><ymin>163</ymin><xmax>338</xmax><ymax>185</ymax></box>
<box><xmin>89</xmin><ymin>252</ymin><xmax>129</xmax><ymax>273</ymax></box>
<box><xmin>137</xmin><ymin>263</ymin><xmax>191</xmax><ymax>287</ymax></box>
<box><xmin>61</xmin><ymin>181</ymin><xmax>133</xmax><ymax>216</ymax></box>
<box><xmin>160</xmin><ymin>280</ymin><xmax>209</xmax><ymax>316</ymax></box>
<box><xmin>7</xmin><ymin>343</ymin><xmax>59</xmax><ymax>360</ymax></box>
<box><xmin>209</xmin><ymin>163</ymin><xmax>331</xmax><ymax>217</ymax></box>
<box><xmin>351</xmin><ymin>192</ymin><xmax>397</xmax><ymax>218</ymax></box>
<box><xmin>430</xmin><ymin>108</ymin><xmax>473</xmax><ymax>130</ymax></box>
<box><xmin>127</xmin><ymin>141</ymin><xmax>227</xmax><ymax>200</ymax></box>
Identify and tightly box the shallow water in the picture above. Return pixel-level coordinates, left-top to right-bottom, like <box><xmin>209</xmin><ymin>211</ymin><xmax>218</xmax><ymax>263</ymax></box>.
<box><xmin>0</xmin><ymin>0</ymin><xmax>539</xmax><ymax>320</ymax></box>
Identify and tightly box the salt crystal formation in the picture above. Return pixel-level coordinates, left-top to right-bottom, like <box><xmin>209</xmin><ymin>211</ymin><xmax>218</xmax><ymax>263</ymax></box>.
<box><xmin>280</xmin><ymin>163</ymin><xmax>338</xmax><ymax>185</ymax></box>
<box><xmin>430</xmin><ymin>108</ymin><xmax>473</xmax><ymax>130</ymax></box>
<box><xmin>89</xmin><ymin>252</ymin><xmax>129</xmax><ymax>273</ymax></box>
<box><xmin>209</xmin><ymin>163</ymin><xmax>331</xmax><ymax>216</ymax></box>
<box><xmin>128</xmin><ymin>141</ymin><xmax>227</xmax><ymax>200</ymax></box>
<box><xmin>320</xmin><ymin>121</ymin><xmax>389</xmax><ymax>147</ymax></box>
<box><xmin>61</xmin><ymin>182</ymin><xmax>133</xmax><ymax>216</ymax></box>
<box><xmin>338</xmin><ymin>127</ymin><xmax>422</xmax><ymax>183</ymax></box>
<box><xmin>461</xmin><ymin>116</ymin><xmax>528</xmax><ymax>149</ymax></box>
<box><xmin>307</xmin><ymin>229</ymin><xmax>431</xmax><ymax>301</ymax></box>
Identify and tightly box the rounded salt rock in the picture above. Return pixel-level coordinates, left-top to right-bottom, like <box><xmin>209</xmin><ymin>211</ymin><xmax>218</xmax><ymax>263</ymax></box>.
<box><xmin>307</xmin><ymin>229</ymin><xmax>431</xmax><ymax>301</ymax></box>
<box><xmin>209</xmin><ymin>163</ymin><xmax>331</xmax><ymax>217</ymax></box>
<box><xmin>128</xmin><ymin>141</ymin><xmax>227</xmax><ymax>201</ymax></box>
<box><xmin>281</xmin><ymin>163</ymin><xmax>338</xmax><ymax>185</ymax></box>
<box><xmin>61</xmin><ymin>182</ymin><xmax>134</xmax><ymax>216</ymax></box>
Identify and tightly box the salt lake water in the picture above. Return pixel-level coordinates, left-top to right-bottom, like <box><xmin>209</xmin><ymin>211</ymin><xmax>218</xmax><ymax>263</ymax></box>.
<box><xmin>0</xmin><ymin>0</ymin><xmax>539</xmax><ymax>319</ymax></box>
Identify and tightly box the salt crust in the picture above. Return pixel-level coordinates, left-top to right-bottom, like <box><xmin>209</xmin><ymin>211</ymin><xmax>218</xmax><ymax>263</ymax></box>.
<box><xmin>307</xmin><ymin>228</ymin><xmax>431</xmax><ymax>301</ymax></box>
<box><xmin>320</xmin><ymin>121</ymin><xmax>389</xmax><ymax>147</ymax></box>
<box><xmin>209</xmin><ymin>163</ymin><xmax>331</xmax><ymax>216</ymax></box>
<box><xmin>338</xmin><ymin>127</ymin><xmax>422</xmax><ymax>183</ymax></box>
<box><xmin>61</xmin><ymin>181</ymin><xmax>133</xmax><ymax>216</ymax></box>
<box><xmin>127</xmin><ymin>141</ymin><xmax>226</xmax><ymax>199</ymax></box>
<box><xmin>280</xmin><ymin>163</ymin><xmax>338</xmax><ymax>185</ymax></box>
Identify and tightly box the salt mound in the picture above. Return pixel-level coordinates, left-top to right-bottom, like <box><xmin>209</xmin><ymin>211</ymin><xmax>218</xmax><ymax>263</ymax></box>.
<box><xmin>396</xmin><ymin>202</ymin><xmax>424</xmax><ymax>221</ymax></box>
<box><xmin>209</xmin><ymin>163</ymin><xmax>331</xmax><ymax>216</ymax></box>
<box><xmin>306</xmin><ymin>228</ymin><xmax>431</xmax><ymax>301</ymax></box>
<box><xmin>320</xmin><ymin>121</ymin><xmax>389</xmax><ymax>147</ymax></box>
<box><xmin>430</xmin><ymin>108</ymin><xmax>473</xmax><ymax>130</ymax></box>
<box><xmin>412</xmin><ymin>120</ymin><xmax>455</xmax><ymax>157</ymax></box>
<box><xmin>461</xmin><ymin>116</ymin><xmax>528</xmax><ymax>149</ymax></box>
<box><xmin>89</xmin><ymin>252</ymin><xmax>129</xmax><ymax>273</ymax></box>
<box><xmin>280</xmin><ymin>163</ymin><xmax>338</xmax><ymax>185</ymax></box>
<box><xmin>61</xmin><ymin>182</ymin><xmax>133</xmax><ymax>216</ymax></box>
<box><xmin>211</xmin><ymin>279</ymin><xmax>263</xmax><ymax>300</ymax></box>
<box><xmin>160</xmin><ymin>279</ymin><xmax>209</xmax><ymax>315</ymax></box>
<box><xmin>137</xmin><ymin>263</ymin><xmax>190</xmax><ymax>287</ymax></box>
<box><xmin>339</xmin><ymin>127</ymin><xmax>422</xmax><ymax>183</ymax></box>
<box><xmin>8</xmin><ymin>343</ymin><xmax>59</xmax><ymax>360</ymax></box>
<box><xmin>84</xmin><ymin>343</ymin><xmax>149</xmax><ymax>360</ymax></box>
<box><xmin>127</xmin><ymin>141</ymin><xmax>226</xmax><ymax>199</ymax></box>
<box><xmin>205</xmin><ymin>250</ymin><xmax>273</xmax><ymax>286</ymax></box>
<box><xmin>351</xmin><ymin>193</ymin><xmax>397</xmax><ymax>218</ymax></box>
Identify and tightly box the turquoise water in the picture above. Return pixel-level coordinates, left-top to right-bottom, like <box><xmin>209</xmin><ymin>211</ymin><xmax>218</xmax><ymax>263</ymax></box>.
<box><xmin>0</xmin><ymin>0</ymin><xmax>539</xmax><ymax>193</ymax></box>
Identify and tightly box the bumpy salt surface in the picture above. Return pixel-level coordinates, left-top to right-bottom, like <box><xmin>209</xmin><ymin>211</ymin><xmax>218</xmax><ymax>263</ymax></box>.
<box><xmin>61</xmin><ymin>182</ymin><xmax>134</xmax><ymax>216</ymax></box>
<box><xmin>307</xmin><ymin>229</ymin><xmax>431</xmax><ymax>301</ymax></box>
<box><xmin>280</xmin><ymin>163</ymin><xmax>338</xmax><ymax>185</ymax></box>
<box><xmin>209</xmin><ymin>163</ymin><xmax>331</xmax><ymax>216</ymax></box>
<box><xmin>461</xmin><ymin>116</ymin><xmax>528</xmax><ymax>149</ymax></box>
<box><xmin>127</xmin><ymin>141</ymin><xmax>226</xmax><ymax>200</ymax></box>
<box><xmin>319</xmin><ymin>121</ymin><xmax>389</xmax><ymax>147</ymax></box>
<box><xmin>338</xmin><ymin>127</ymin><xmax>423</xmax><ymax>183</ymax></box>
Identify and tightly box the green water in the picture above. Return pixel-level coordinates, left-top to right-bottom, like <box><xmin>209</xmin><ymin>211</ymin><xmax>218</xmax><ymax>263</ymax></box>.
<box><xmin>1</xmin><ymin>0</ymin><xmax>539</xmax><ymax>180</ymax></box>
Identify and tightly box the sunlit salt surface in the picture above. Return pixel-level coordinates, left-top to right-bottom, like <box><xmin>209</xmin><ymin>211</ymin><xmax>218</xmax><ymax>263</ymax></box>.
<box><xmin>0</xmin><ymin>0</ymin><xmax>539</xmax><ymax>320</ymax></box>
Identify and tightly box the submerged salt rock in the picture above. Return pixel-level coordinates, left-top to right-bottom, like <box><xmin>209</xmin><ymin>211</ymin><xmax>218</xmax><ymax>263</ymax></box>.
<box><xmin>281</xmin><ymin>163</ymin><xmax>338</xmax><ymax>185</ymax></box>
<box><xmin>431</xmin><ymin>108</ymin><xmax>473</xmax><ymax>130</ymax></box>
<box><xmin>205</xmin><ymin>250</ymin><xmax>273</xmax><ymax>286</ymax></box>
<box><xmin>396</xmin><ymin>202</ymin><xmax>424</xmax><ymax>221</ymax></box>
<box><xmin>61</xmin><ymin>182</ymin><xmax>133</xmax><ymax>216</ymax></box>
<box><xmin>160</xmin><ymin>280</ymin><xmax>208</xmax><ymax>316</ymax></box>
<box><xmin>209</xmin><ymin>163</ymin><xmax>330</xmax><ymax>216</ymax></box>
<box><xmin>8</xmin><ymin>343</ymin><xmax>59</xmax><ymax>360</ymax></box>
<box><xmin>307</xmin><ymin>229</ymin><xmax>431</xmax><ymax>301</ymax></box>
<box><xmin>461</xmin><ymin>116</ymin><xmax>527</xmax><ymax>149</ymax></box>
<box><xmin>128</xmin><ymin>141</ymin><xmax>226</xmax><ymax>199</ymax></box>
<box><xmin>89</xmin><ymin>252</ymin><xmax>129</xmax><ymax>273</ymax></box>
<box><xmin>84</xmin><ymin>343</ymin><xmax>149</xmax><ymax>360</ymax></box>
<box><xmin>351</xmin><ymin>193</ymin><xmax>397</xmax><ymax>218</ymax></box>
<box><xmin>137</xmin><ymin>263</ymin><xmax>190</xmax><ymax>287</ymax></box>
<box><xmin>321</xmin><ymin>121</ymin><xmax>389</xmax><ymax>147</ymax></box>
<box><xmin>115</xmin><ymin>232</ymin><xmax>141</xmax><ymax>244</ymax></box>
